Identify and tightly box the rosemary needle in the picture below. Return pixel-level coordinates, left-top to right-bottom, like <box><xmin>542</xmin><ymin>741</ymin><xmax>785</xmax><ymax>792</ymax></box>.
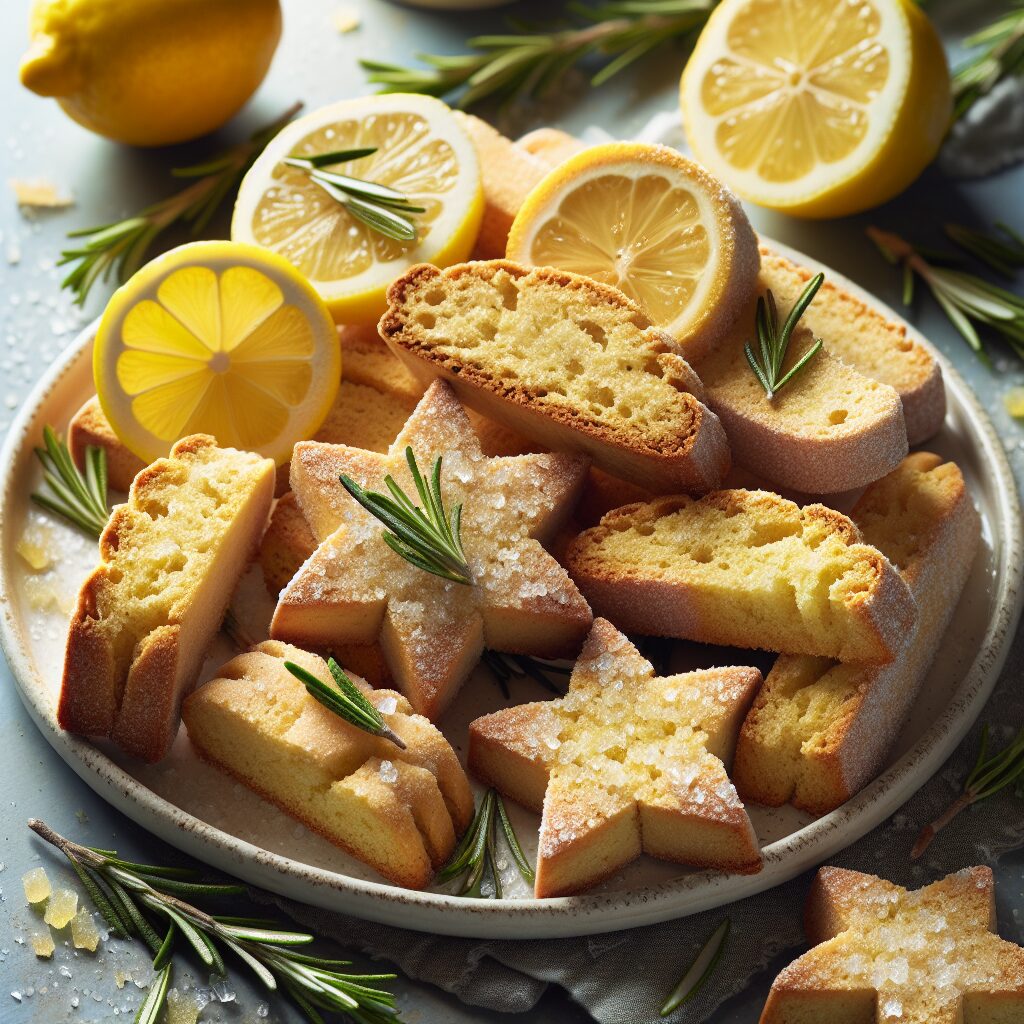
<box><xmin>660</xmin><ymin>917</ymin><xmax>730</xmax><ymax>1016</ymax></box>
<box><xmin>31</xmin><ymin>425</ymin><xmax>110</xmax><ymax>538</ymax></box>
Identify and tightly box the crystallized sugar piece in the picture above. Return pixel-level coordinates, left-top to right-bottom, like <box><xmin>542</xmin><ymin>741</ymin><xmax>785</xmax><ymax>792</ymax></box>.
<box><xmin>43</xmin><ymin>888</ymin><xmax>78</xmax><ymax>928</ymax></box>
<box><xmin>379</xmin><ymin>760</ymin><xmax>398</xmax><ymax>784</ymax></box>
<box><xmin>30</xmin><ymin>930</ymin><xmax>54</xmax><ymax>958</ymax></box>
<box><xmin>70</xmin><ymin>908</ymin><xmax>100</xmax><ymax>952</ymax></box>
<box><xmin>377</xmin><ymin>696</ymin><xmax>398</xmax><ymax>716</ymax></box>
<box><xmin>22</xmin><ymin>867</ymin><xmax>51</xmax><ymax>904</ymax></box>
<box><xmin>166</xmin><ymin>989</ymin><xmax>201</xmax><ymax>1024</ymax></box>
<box><xmin>880</xmin><ymin>995</ymin><xmax>902</xmax><ymax>1019</ymax></box>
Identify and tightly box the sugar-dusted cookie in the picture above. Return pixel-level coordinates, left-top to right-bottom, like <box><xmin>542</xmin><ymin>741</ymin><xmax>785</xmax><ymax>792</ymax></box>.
<box><xmin>762</xmin><ymin>866</ymin><xmax>1024</xmax><ymax>1023</ymax></box>
<box><xmin>469</xmin><ymin>618</ymin><xmax>762</xmax><ymax>898</ymax></box>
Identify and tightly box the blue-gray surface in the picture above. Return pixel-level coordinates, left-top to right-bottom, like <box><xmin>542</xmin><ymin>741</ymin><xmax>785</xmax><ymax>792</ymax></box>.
<box><xmin>1</xmin><ymin>1</ymin><xmax>1022</xmax><ymax>1022</ymax></box>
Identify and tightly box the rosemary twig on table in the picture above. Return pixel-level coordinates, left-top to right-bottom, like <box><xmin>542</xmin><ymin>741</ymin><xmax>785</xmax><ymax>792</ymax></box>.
<box><xmin>283</xmin><ymin>148</ymin><xmax>424</xmax><ymax>242</ymax></box>
<box><xmin>31</xmin><ymin>426</ymin><xmax>110</xmax><ymax>537</ymax></box>
<box><xmin>58</xmin><ymin>103</ymin><xmax>301</xmax><ymax>306</ymax></box>
<box><xmin>869</xmin><ymin>226</ymin><xmax>1024</xmax><ymax>363</ymax></box>
<box><xmin>28</xmin><ymin>819</ymin><xmax>401</xmax><ymax>1024</ymax></box>
<box><xmin>911</xmin><ymin>724</ymin><xmax>1024</xmax><ymax>860</ymax></box>
<box><xmin>362</xmin><ymin>0</ymin><xmax>715</xmax><ymax>110</ymax></box>
<box><xmin>744</xmin><ymin>273</ymin><xmax>824</xmax><ymax>401</ymax></box>
<box><xmin>951</xmin><ymin>2</ymin><xmax>1024</xmax><ymax>121</ymax></box>
<box><xmin>481</xmin><ymin>651</ymin><xmax>571</xmax><ymax>698</ymax></box>
<box><xmin>660</xmin><ymin>917</ymin><xmax>730</xmax><ymax>1016</ymax></box>
<box><xmin>437</xmin><ymin>789</ymin><xmax>535</xmax><ymax>897</ymax></box>
<box><xmin>341</xmin><ymin>447</ymin><xmax>473</xmax><ymax>586</ymax></box>
<box><xmin>285</xmin><ymin>657</ymin><xmax>407</xmax><ymax>750</ymax></box>
<box><xmin>945</xmin><ymin>221</ymin><xmax>1024</xmax><ymax>277</ymax></box>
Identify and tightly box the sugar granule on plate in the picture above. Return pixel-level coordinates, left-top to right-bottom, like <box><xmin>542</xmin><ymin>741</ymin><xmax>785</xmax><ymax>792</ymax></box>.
<box><xmin>30</xmin><ymin>929</ymin><xmax>54</xmax><ymax>958</ymax></box>
<box><xmin>70</xmin><ymin>908</ymin><xmax>100</xmax><ymax>951</ymax></box>
<box><xmin>43</xmin><ymin>887</ymin><xmax>78</xmax><ymax>928</ymax></box>
<box><xmin>333</xmin><ymin>5</ymin><xmax>359</xmax><ymax>32</ymax></box>
<box><xmin>22</xmin><ymin>866</ymin><xmax>51</xmax><ymax>904</ymax></box>
<box><xmin>9</xmin><ymin>178</ymin><xmax>74</xmax><ymax>209</ymax></box>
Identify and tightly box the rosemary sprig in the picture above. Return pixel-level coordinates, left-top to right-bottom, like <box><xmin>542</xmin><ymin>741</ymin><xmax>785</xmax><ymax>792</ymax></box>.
<box><xmin>341</xmin><ymin>447</ymin><xmax>473</xmax><ymax>586</ymax></box>
<box><xmin>951</xmin><ymin>2</ymin><xmax>1024</xmax><ymax>121</ymax></box>
<box><xmin>744</xmin><ymin>273</ymin><xmax>824</xmax><ymax>400</ymax></box>
<box><xmin>868</xmin><ymin>226</ymin><xmax>1024</xmax><ymax>363</ymax></box>
<box><xmin>362</xmin><ymin>0</ymin><xmax>714</xmax><ymax>110</ymax></box>
<box><xmin>284</xmin><ymin>657</ymin><xmax>407</xmax><ymax>750</ymax></box>
<box><xmin>480</xmin><ymin>651</ymin><xmax>571</xmax><ymax>698</ymax></box>
<box><xmin>31</xmin><ymin>425</ymin><xmax>110</xmax><ymax>537</ymax></box>
<box><xmin>28</xmin><ymin>819</ymin><xmax>400</xmax><ymax>1024</ymax></box>
<box><xmin>911</xmin><ymin>724</ymin><xmax>1024</xmax><ymax>860</ymax></box>
<box><xmin>58</xmin><ymin>103</ymin><xmax>301</xmax><ymax>306</ymax></box>
<box><xmin>437</xmin><ymin>789</ymin><xmax>535</xmax><ymax>897</ymax></box>
<box><xmin>945</xmin><ymin>221</ymin><xmax>1024</xmax><ymax>277</ymax></box>
<box><xmin>659</xmin><ymin>917</ymin><xmax>730</xmax><ymax>1016</ymax></box>
<box><xmin>283</xmin><ymin>148</ymin><xmax>424</xmax><ymax>243</ymax></box>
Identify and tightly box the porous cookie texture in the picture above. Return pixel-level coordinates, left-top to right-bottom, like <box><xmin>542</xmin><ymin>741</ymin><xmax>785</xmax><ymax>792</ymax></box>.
<box><xmin>754</xmin><ymin>246</ymin><xmax>946</xmax><ymax>446</ymax></box>
<box><xmin>762</xmin><ymin>866</ymin><xmax>1024</xmax><ymax>1023</ymax></box>
<box><xmin>272</xmin><ymin>379</ymin><xmax>593</xmax><ymax>720</ymax></box>
<box><xmin>182</xmin><ymin>641</ymin><xmax>474</xmax><ymax>889</ymax></box>
<box><xmin>378</xmin><ymin>260</ymin><xmax>731</xmax><ymax>493</ymax></box>
<box><xmin>469</xmin><ymin>618</ymin><xmax>763</xmax><ymax>898</ymax></box>
<box><xmin>567</xmin><ymin>490</ymin><xmax>916</xmax><ymax>665</ymax></box>
<box><xmin>59</xmin><ymin>435</ymin><xmax>275</xmax><ymax>762</ymax></box>
<box><xmin>734</xmin><ymin>453</ymin><xmax>979</xmax><ymax>815</ymax></box>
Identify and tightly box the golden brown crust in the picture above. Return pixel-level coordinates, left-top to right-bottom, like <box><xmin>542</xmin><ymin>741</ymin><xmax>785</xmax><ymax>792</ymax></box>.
<box><xmin>380</xmin><ymin>260</ymin><xmax>730</xmax><ymax>493</ymax></box>
<box><xmin>566</xmin><ymin>489</ymin><xmax>916</xmax><ymax>664</ymax></box>
<box><xmin>516</xmin><ymin>127</ymin><xmax>588</xmax><ymax>166</ymax></box>
<box><xmin>69</xmin><ymin>396</ymin><xmax>147</xmax><ymax>493</ymax></box>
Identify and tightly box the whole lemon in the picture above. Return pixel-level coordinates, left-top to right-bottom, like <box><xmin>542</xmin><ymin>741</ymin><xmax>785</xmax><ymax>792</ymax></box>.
<box><xmin>19</xmin><ymin>0</ymin><xmax>282</xmax><ymax>147</ymax></box>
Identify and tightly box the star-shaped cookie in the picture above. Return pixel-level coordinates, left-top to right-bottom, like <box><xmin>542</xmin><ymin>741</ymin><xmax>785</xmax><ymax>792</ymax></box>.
<box><xmin>469</xmin><ymin>618</ymin><xmax>763</xmax><ymax>898</ymax></box>
<box><xmin>763</xmin><ymin>866</ymin><xmax>1024</xmax><ymax>1023</ymax></box>
<box><xmin>271</xmin><ymin>379</ymin><xmax>592</xmax><ymax>720</ymax></box>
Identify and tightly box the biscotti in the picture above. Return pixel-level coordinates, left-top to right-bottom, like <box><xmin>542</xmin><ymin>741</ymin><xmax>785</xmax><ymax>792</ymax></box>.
<box><xmin>182</xmin><ymin>640</ymin><xmax>474</xmax><ymax>889</ymax></box>
<box><xmin>469</xmin><ymin>618</ymin><xmax>762</xmax><ymax>897</ymax></box>
<box><xmin>566</xmin><ymin>489</ymin><xmax>916</xmax><ymax>664</ymax></box>
<box><xmin>59</xmin><ymin>435</ymin><xmax>275</xmax><ymax>762</ymax></box>
<box><xmin>379</xmin><ymin>259</ymin><xmax>731</xmax><ymax>493</ymax></box>
<box><xmin>755</xmin><ymin>245</ymin><xmax>946</xmax><ymax>445</ymax></box>
<box><xmin>69</xmin><ymin>396</ymin><xmax>145</xmax><ymax>493</ymax></box>
<box><xmin>272</xmin><ymin>380</ymin><xmax>593</xmax><ymax>719</ymax></box>
<box><xmin>454</xmin><ymin>112</ymin><xmax>550</xmax><ymax>260</ymax></box>
<box><xmin>516</xmin><ymin>127</ymin><xmax>588</xmax><ymax>166</ymax></box>
<box><xmin>762</xmin><ymin>866</ymin><xmax>1024</xmax><ymax>1023</ymax></box>
<box><xmin>733</xmin><ymin>453</ymin><xmax>979</xmax><ymax>814</ymax></box>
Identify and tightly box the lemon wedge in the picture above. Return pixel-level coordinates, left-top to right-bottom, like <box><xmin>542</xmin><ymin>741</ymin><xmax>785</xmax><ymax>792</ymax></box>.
<box><xmin>94</xmin><ymin>241</ymin><xmax>340</xmax><ymax>466</ymax></box>
<box><xmin>505</xmin><ymin>142</ymin><xmax>760</xmax><ymax>362</ymax></box>
<box><xmin>680</xmin><ymin>0</ymin><xmax>950</xmax><ymax>218</ymax></box>
<box><xmin>231</xmin><ymin>94</ymin><xmax>483</xmax><ymax>325</ymax></box>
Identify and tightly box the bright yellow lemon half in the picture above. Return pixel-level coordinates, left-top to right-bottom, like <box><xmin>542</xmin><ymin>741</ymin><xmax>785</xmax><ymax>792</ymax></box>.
<box><xmin>680</xmin><ymin>0</ymin><xmax>951</xmax><ymax>218</ymax></box>
<box><xmin>94</xmin><ymin>241</ymin><xmax>340</xmax><ymax>466</ymax></box>
<box><xmin>232</xmin><ymin>94</ymin><xmax>483</xmax><ymax>325</ymax></box>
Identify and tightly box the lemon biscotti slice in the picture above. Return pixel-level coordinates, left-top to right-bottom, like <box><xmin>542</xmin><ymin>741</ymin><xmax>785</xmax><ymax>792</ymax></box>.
<box><xmin>733</xmin><ymin>453</ymin><xmax>979</xmax><ymax>814</ymax></box>
<box><xmin>378</xmin><ymin>260</ymin><xmax>730</xmax><ymax>493</ymax></box>
<box><xmin>59</xmin><ymin>435</ymin><xmax>275</xmax><ymax>762</ymax></box>
<box><xmin>566</xmin><ymin>490</ymin><xmax>916</xmax><ymax>664</ymax></box>
<box><xmin>183</xmin><ymin>641</ymin><xmax>474</xmax><ymax>889</ymax></box>
<box><xmin>469</xmin><ymin>619</ymin><xmax>762</xmax><ymax>897</ymax></box>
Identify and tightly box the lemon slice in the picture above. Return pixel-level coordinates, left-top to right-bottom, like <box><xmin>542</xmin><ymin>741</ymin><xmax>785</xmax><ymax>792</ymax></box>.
<box><xmin>94</xmin><ymin>241</ymin><xmax>340</xmax><ymax>466</ymax></box>
<box><xmin>232</xmin><ymin>94</ymin><xmax>483</xmax><ymax>325</ymax></box>
<box><xmin>505</xmin><ymin>142</ymin><xmax>760</xmax><ymax>362</ymax></box>
<box><xmin>680</xmin><ymin>0</ymin><xmax>950</xmax><ymax>218</ymax></box>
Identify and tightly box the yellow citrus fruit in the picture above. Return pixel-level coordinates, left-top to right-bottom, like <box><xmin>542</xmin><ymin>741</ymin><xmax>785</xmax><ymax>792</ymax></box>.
<box><xmin>231</xmin><ymin>95</ymin><xmax>484</xmax><ymax>326</ymax></box>
<box><xmin>680</xmin><ymin>0</ymin><xmax>951</xmax><ymax>218</ymax></box>
<box><xmin>505</xmin><ymin>142</ymin><xmax>760</xmax><ymax>362</ymax></box>
<box><xmin>94</xmin><ymin>241</ymin><xmax>340</xmax><ymax>466</ymax></box>
<box><xmin>19</xmin><ymin>0</ymin><xmax>281</xmax><ymax>147</ymax></box>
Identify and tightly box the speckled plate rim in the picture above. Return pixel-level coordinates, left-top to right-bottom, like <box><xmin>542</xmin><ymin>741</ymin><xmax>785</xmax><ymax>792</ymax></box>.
<box><xmin>2</xmin><ymin>242</ymin><xmax>1021</xmax><ymax>940</ymax></box>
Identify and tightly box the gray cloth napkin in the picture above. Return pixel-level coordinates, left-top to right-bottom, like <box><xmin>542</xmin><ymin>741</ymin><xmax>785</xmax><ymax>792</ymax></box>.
<box><xmin>265</xmin><ymin>633</ymin><xmax>1024</xmax><ymax>1024</ymax></box>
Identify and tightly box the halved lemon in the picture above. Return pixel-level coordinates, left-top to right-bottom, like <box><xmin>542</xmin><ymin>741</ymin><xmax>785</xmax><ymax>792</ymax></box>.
<box><xmin>231</xmin><ymin>94</ymin><xmax>483</xmax><ymax>325</ymax></box>
<box><xmin>680</xmin><ymin>0</ymin><xmax>950</xmax><ymax>218</ymax></box>
<box><xmin>506</xmin><ymin>142</ymin><xmax>760</xmax><ymax>362</ymax></box>
<box><xmin>94</xmin><ymin>240</ymin><xmax>340</xmax><ymax>466</ymax></box>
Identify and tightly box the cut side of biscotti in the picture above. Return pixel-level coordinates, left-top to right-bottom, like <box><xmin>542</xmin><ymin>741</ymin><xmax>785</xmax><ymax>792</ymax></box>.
<box><xmin>59</xmin><ymin>435</ymin><xmax>275</xmax><ymax>762</ymax></box>
<box><xmin>694</xmin><ymin>264</ymin><xmax>909</xmax><ymax>494</ymax></box>
<box><xmin>182</xmin><ymin>641</ymin><xmax>474</xmax><ymax>889</ymax></box>
<box><xmin>566</xmin><ymin>489</ymin><xmax>916</xmax><ymax>664</ymax></box>
<box><xmin>469</xmin><ymin>618</ymin><xmax>762</xmax><ymax>897</ymax></box>
<box><xmin>755</xmin><ymin>246</ymin><xmax>946</xmax><ymax>445</ymax></box>
<box><xmin>733</xmin><ymin>453</ymin><xmax>979</xmax><ymax>814</ymax></box>
<box><xmin>379</xmin><ymin>260</ymin><xmax>731</xmax><ymax>493</ymax></box>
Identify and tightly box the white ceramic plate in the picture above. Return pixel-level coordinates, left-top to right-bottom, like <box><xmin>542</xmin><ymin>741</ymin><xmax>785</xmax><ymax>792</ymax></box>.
<box><xmin>2</xmin><ymin>244</ymin><xmax>1021</xmax><ymax>939</ymax></box>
